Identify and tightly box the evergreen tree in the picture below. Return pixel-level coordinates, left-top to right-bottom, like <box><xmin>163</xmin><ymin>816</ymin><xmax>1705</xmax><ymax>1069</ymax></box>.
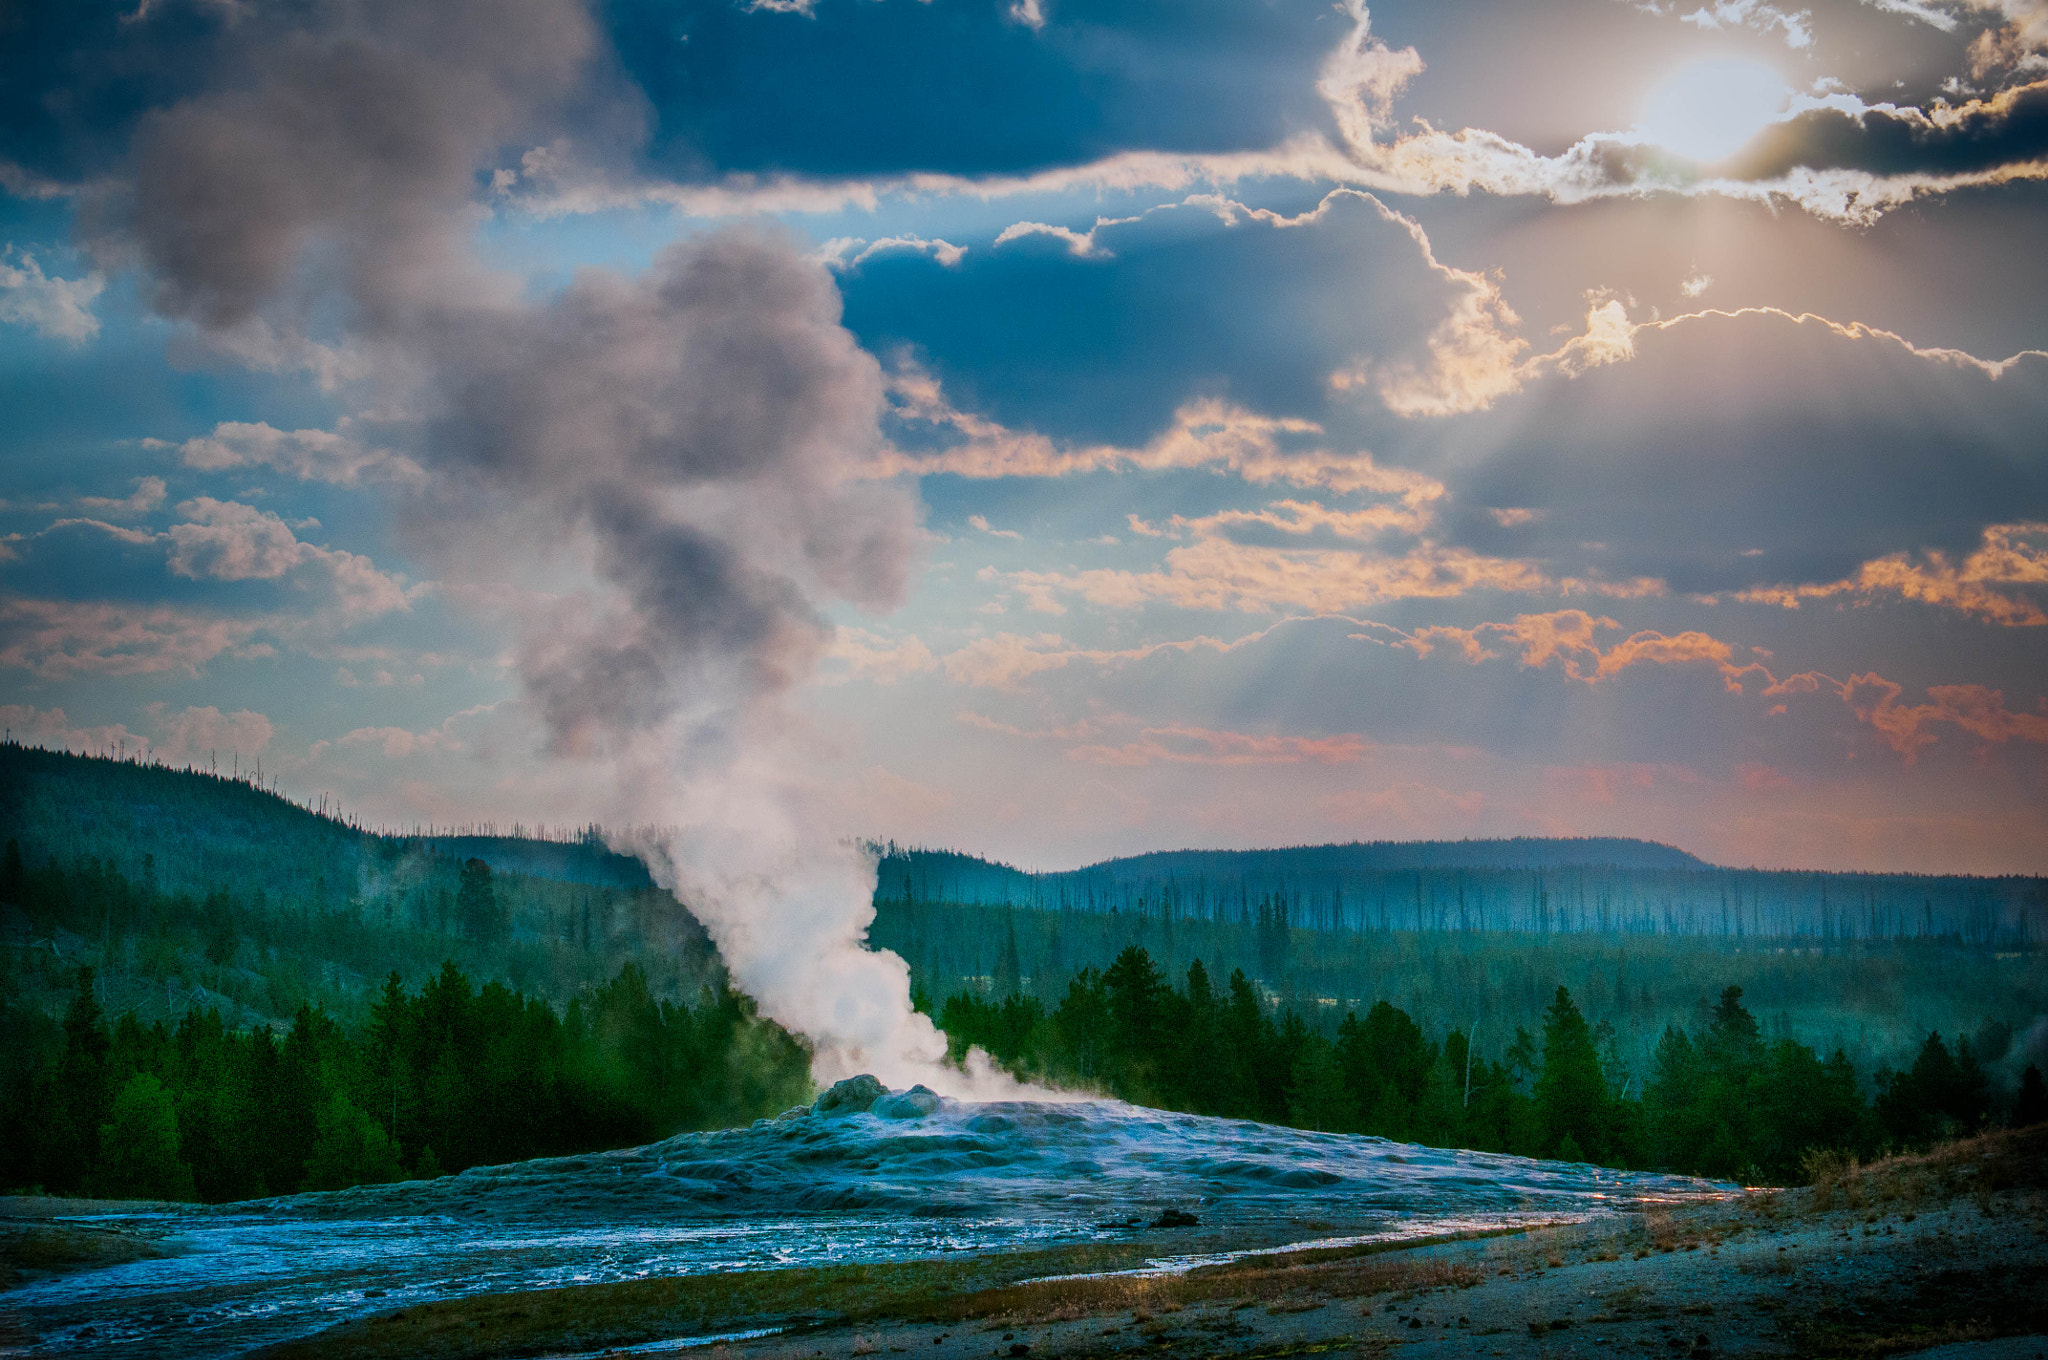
<box><xmin>1287</xmin><ymin>1035</ymin><xmax>1357</xmax><ymax>1132</ymax></box>
<box><xmin>93</xmin><ymin>1074</ymin><xmax>197</xmax><ymax>1201</ymax></box>
<box><xmin>1534</xmin><ymin>986</ymin><xmax>1609</xmax><ymax>1161</ymax></box>
<box><xmin>303</xmin><ymin>1094</ymin><xmax>405</xmax><ymax>1191</ymax></box>
<box><xmin>456</xmin><ymin>857</ymin><xmax>504</xmax><ymax>942</ymax></box>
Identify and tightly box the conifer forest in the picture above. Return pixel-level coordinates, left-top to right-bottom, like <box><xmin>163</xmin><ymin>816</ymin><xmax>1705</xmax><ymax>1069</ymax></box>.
<box><xmin>2</xmin><ymin>741</ymin><xmax>2043</xmax><ymax>1204</ymax></box>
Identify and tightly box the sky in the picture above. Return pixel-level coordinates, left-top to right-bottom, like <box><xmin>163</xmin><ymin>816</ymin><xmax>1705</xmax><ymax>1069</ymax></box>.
<box><xmin>3</xmin><ymin>0</ymin><xmax>2047</xmax><ymax>877</ymax></box>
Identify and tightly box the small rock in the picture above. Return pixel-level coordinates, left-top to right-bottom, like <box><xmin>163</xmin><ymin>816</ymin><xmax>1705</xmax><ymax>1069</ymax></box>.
<box><xmin>1010</xmin><ymin>1346</ymin><xmax>1031</xmax><ymax>1357</ymax></box>
<box><xmin>1153</xmin><ymin>1208</ymin><xmax>1199</xmax><ymax>1229</ymax></box>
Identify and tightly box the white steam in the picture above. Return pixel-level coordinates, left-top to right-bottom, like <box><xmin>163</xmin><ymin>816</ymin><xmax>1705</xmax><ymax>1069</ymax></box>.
<box><xmin>83</xmin><ymin>0</ymin><xmax>1048</xmax><ymax>1100</ymax></box>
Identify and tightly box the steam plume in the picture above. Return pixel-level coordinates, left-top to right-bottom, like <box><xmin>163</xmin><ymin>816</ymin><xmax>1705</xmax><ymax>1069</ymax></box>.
<box><xmin>93</xmin><ymin>0</ymin><xmax>1037</xmax><ymax>1098</ymax></box>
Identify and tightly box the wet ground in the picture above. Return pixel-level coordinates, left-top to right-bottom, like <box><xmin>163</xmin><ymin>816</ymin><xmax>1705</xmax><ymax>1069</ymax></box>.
<box><xmin>0</xmin><ymin>1084</ymin><xmax>1732</xmax><ymax>1359</ymax></box>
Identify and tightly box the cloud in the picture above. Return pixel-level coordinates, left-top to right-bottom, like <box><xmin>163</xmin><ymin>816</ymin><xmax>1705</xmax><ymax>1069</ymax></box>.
<box><xmin>1065</xmin><ymin>723</ymin><xmax>1369</xmax><ymax>767</ymax></box>
<box><xmin>0</xmin><ymin>704</ymin><xmax>142</xmax><ymax>754</ymax></box>
<box><xmin>1651</xmin><ymin>0</ymin><xmax>1816</xmax><ymax>48</ymax></box>
<box><xmin>826</xmin><ymin>626</ymin><xmax>937</xmax><ymax>684</ymax></box>
<box><xmin>1844</xmin><ymin>673</ymin><xmax>2048</xmax><ymax>758</ymax></box>
<box><xmin>939</xmin><ymin>629</ymin><xmax>1239</xmax><ymax>690</ymax></box>
<box><xmin>941</xmin><ymin>631</ymin><xmax>1087</xmax><ymax>689</ymax></box>
<box><xmin>78</xmin><ymin>477</ymin><xmax>168</xmax><ymax>517</ymax></box>
<box><xmin>967</xmin><ymin>514</ymin><xmax>1021</xmax><ymax>539</ymax></box>
<box><xmin>0</xmin><ymin>598</ymin><xmax>268</xmax><ymax>678</ymax></box>
<box><xmin>145</xmin><ymin>702</ymin><xmax>274</xmax><ymax>761</ymax></box>
<box><xmin>1386</xmin><ymin>606</ymin><xmax>2048</xmax><ymax>766</ymax></box>
<box><xmin>1736</xmin><ymin>522</ymin><xmax>2048</xmax><ymax>625</ymax></box>
<box><xmin>164</xmin><ymin>498</ymin><xmax>415</xmax><ymax>621</ymax></box>
<box><xmin>1404</xmin><ymin>610</ymin><xmax>1753</xmax><ymax>688</ymax></box>
<box><xmin>166</xmin><ymin>420</ymin><xmax>427</xmax><ymax>486</ymax></box>
<box><xmin>1365</xmin><ymin>294</ymin><xmax>2048</xmax><ymax>419</ymax></box>
<box><xmin>880</xmin><ymin>363</ymin><xmax>1441</xmax><ymax>495</ymax></box>
<box><xmin>1</xmin><ymin>505</ymin><xmax>415</xmax><ymax>647</ymax></box>
<box><xmin>0</xmin><ymin>248</ymin><xmax>104</xmax><ymax>341</ymax></box>
<box><xmin>992</xmin><ymin>217</ymin><xmax>1132</xmax><ymax>259</ymax></box>
<box><xmin>990</xmin><ymin>518</ymin><xmax>1559</xmax><ymax>617</ymax></box>
<box><xmin>957</xmin><ymin>706</ymin><xmax>1367</xmax><ymax>768</ymax></box>
<box><xmin>816</xmin><ymin>235</ymin><xmax>968</xmax><ymax>271</ymax></box>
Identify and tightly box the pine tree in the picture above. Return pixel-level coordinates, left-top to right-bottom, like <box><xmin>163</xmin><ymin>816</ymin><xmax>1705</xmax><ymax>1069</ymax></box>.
<box><xmin>1534</xmin><ymin>986</ymin><xmax>1609</xmax><ymax>1161</ymax></box>
<box><xmin>456</xmin><ymin>858</ymin><xmax>503</xmax><ymax>942</ymax></box>
<box><xmin>93</xmin><ymin>1073</ymin><xmax>197</xmax><ymax>1202</ymax></box>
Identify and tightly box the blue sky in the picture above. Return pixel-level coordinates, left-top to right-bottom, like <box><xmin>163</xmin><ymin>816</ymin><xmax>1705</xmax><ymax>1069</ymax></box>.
<box><xmin>3</xmin><ymin>0</ymin><xmax>2046</xmax><ymax>874</ymax></box>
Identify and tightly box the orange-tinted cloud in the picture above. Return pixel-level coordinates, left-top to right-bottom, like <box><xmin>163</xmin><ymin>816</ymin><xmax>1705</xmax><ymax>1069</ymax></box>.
<box><xmin>1843</xmin><ymin>673</ymin><xmax>2048</xmax><ymax>760</ymax></box>
<box><xmin>1406</xmin><ymin>610</ymin><xmax>1756</xmax><ymax>688</ymax></box>
<box><xmin>1738</xmin><ymin>522</ymin><xmax>2048</xmax><ymax>626</ymax></box>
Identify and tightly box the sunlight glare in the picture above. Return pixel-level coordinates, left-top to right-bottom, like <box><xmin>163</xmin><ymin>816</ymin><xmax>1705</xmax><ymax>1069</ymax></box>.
<box><xmin>1636</xmin><ymin>57</ymin><xmax>1789</xmax><ymax>164</ymax></box>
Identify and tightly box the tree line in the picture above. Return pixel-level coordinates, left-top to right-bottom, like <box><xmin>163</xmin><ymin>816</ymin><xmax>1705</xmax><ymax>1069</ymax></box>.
<box><xmin>0</xmin><ymin>959</ymin><xmax>812</xmax><ymax>1202</ymax></box>
<box><xmin>931</xmin><ymin>945</ymin><xmax>2048</xmax><ymax>1183</ymax></box>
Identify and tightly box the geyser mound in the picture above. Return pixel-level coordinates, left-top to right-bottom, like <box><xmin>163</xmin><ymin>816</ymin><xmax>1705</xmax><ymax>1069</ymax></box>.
<box><xmin>271</xmin><ymin>1076</ymin><xmax>1731</xmax><ymax>1224</ymax></box>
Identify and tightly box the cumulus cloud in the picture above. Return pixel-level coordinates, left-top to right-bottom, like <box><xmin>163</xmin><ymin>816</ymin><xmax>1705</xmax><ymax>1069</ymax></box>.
<box><xmin>0</xmin><ymin>703</ymin><xmax>142</xmax><ymax>754</ymax></box>
<box><xmin>163</xmin><ymin>498</ymin><xmax>415</xmax><ymax>621</ymax></box>
<box><xmin>815</xmin><ymin>235</ymin><xmax>967</xmax><ymax>271</ymax></box>
<box><xmin>78</xmin><ymin>476</ymin><xmax>168</xmax><ymax>517</ymax></box>
<box><xmin>0</xmin><ymin>248</ymin><xmax>104</xmax><ymax>341</ymax></box>
<box><xmin>0</xmin><ymin>597</ymin><xmax>268</xmax><ymax>678</ymax></box>
<box><xmin>165</xmin><ymin>420</ymin><xmax>427</xmax><ymax>486</ymax></box>
<box><xmin>145</xmin><ymin>702</ymin><xmax>274</xmax><ymax>762</ymax></box>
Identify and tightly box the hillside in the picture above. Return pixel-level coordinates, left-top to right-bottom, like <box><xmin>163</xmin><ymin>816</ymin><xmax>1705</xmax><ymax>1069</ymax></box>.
<box><xmin>0</xmin><ymin>742</ymin><xmax>721</xmax><ymax>1033</ymax></box>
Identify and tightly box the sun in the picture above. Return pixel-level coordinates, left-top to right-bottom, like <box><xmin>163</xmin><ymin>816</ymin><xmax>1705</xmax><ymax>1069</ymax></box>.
<box><xmin>1636</xmin><ymin>57</ymin><xmax>1789</xmax><ymax>164</ymax></box>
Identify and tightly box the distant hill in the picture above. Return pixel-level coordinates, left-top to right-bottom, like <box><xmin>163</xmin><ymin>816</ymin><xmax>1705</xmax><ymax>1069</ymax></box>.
<box><xmin>877</xmin><ymin>836</ymin><xmax>2041</xmax><ymax>947</ymax></box>
<box><xmin>873</xmin><ymin>838</ymin><xmax>1703</xmax><ymax>911</ymax></box>
<box><xmin>4</xmin><ymin>742</ymin><xmax>2041</xmax><ymax>958</ymax></box>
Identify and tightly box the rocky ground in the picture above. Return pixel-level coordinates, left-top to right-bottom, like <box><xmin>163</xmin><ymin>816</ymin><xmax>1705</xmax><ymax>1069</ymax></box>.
<box><xmin>237</xmin><ymin>1126</ymin><xmax>2046</xmax><ymax>1360</ymax></box>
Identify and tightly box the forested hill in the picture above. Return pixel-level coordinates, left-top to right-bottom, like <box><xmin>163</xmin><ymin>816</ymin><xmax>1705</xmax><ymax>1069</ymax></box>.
<box><xmin>878</xmin><ymin>839</ymin><xmax>2043</xmax><ymax>946</ymax></box>
<box><xmin>0</xmin><ymin>741</ymin><xmax>651</xmax><ymax>902</ymax></box>
<box><xmin>0</xmin><ymin>741</ymin><xmax>721</xmax><ymax>1033</ymax></box>
<box><xmin>877</xmin><ymin>838</ymin><xmax>1708</xmax><ymax>914</ymax></box>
